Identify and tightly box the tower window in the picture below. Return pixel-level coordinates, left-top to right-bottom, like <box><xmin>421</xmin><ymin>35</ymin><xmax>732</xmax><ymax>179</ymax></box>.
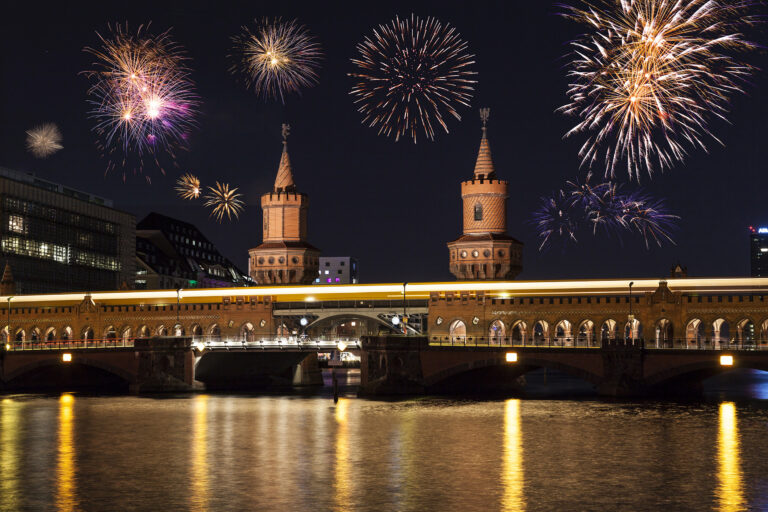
<box><xmin>474</xmin><ymin>203</ymin><xmax>483</xmax><ymax>221</ymax></box>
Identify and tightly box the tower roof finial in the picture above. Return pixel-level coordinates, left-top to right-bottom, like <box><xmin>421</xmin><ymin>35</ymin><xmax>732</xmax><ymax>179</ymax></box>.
<box><xmin>275</xmin><ymin>123</ymin><xmax>295</xmax><ymax>191</ymax></box>
<box><xmin>474</xmin><ymin>108</ymin><xmax>495</xmax><ymax>179</ymax></box>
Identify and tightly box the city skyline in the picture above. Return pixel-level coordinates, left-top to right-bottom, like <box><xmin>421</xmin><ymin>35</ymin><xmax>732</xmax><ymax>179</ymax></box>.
<box><xmin>2</xmin><ymin>1</ymin><xmax>767</xmax><ymax>284</ymax></box>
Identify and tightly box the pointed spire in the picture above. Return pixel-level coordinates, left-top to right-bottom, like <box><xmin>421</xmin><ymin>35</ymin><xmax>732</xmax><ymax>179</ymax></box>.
<box><xmin>474</xmin><ymin>108</ymin><xmax>495</xmax><ymax>180</ymax></box>
<box><xmin>274</xmin><ymin>123</ymin><xmax>295</xmax><ymax>192</ymax></box>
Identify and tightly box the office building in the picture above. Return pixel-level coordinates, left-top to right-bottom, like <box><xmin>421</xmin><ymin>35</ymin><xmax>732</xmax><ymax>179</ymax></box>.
<box><xmin>750</xmin><ymin>226</ymin><xmax>768</xmax><ymax>277</ymax></box>
<box><xmin>315</xmin><ymin>257</ymin><xmax>359</xmax><ymax>284</ymax></box>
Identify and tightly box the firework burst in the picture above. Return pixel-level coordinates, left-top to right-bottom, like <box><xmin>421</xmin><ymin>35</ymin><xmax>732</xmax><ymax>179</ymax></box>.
<box><xmin>230</xmin><ymin>18</ymin><xmax>322</xmax><ymax>102</ymax></box>
<box><xmin>175</xmin><ymin>173</ymin><xmax>201</xmax><ymax>200</ymax></box>
<box><xmin>350</xmin><ymin>14</ymin><xmax>477</xmax><ymax>143</ymax></box>
<box><xmin>534</xmin><ymin>176</ymin><xmax>679</xmax><ymax>249</ymax></box>
<box><xmin>83</xmin><ymin>24</ymin><xmax>199</xmax><ymax>178</ymax></box>
<box><xmin>204</xmin><ymin>182</ymin><xmax>244</xmax><ymax>222</ymax></box>
<box><xmin>559</xmin><ymin>0</ymin><xmax>757</xmax><ymax>180</ymax></box>
<box><xmin>26</xmin><ymin>123</ymin><xmax>63</xmax><ymax>158</ymax></box>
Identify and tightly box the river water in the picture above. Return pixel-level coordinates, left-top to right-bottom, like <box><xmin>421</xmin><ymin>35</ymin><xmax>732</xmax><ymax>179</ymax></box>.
<box><xmin>2</xmin><ymin>371</ymin><xmax>768</xmax><ymax>511</ymax></box>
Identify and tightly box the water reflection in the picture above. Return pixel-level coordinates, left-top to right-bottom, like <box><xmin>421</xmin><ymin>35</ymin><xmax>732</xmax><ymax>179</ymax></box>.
<box><xmin>57</xmin><ymin>393</ymin><xmax>77</xmax><ymax>512</ymax></box>
<box><xmin>334</xmin><ymin>398</ymin><xmax>351</xmax><ymax>512</ymax></box>
<box><xmin>190</xmin><ymin>395</ymin><xmax>209</xmax><ymax>512</ymax></box>
<box><xmin>1</xmin><ymin>398</ymin><xmax>21</xmax><ymax>510</ymax></box>
<box><xmin>717</xmin><ymin>402</ymin><xmax>744</xmax><ymax>512</ymax></box>
<box><xmin>502</xmin><ymin>399</ymin><xmax>524</xmax><ymax>512</ymax></box>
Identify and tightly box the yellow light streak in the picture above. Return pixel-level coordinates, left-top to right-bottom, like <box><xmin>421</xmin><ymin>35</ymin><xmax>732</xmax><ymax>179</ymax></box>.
<box><xmin>1</xmin><ymin>399</ymin><xmax>21</xmax><ymax>511</ymax></box>
<box><xmin>717</xmin><ymin>402</ymin><xmax>744</xmax><ymax>512</ymax></box>
<box><xmin>502</xmin><ymin>399</ymin><xmax>524</xmax><ymax>512</ymax></box>
<box><xmin>334</xmin><ymin>398</ymin><xmax>351</xmax><ymax>512</ymax></box>
<box><xmin>1</xmin><ymin>277</ymin><xmax>768</xmax><ymax>306</ymax></box>
<box><xmin>190</xmin><ymin>395</ymin><xmax>209</xmax><ymax>512</ymax></box>
<box><xmin>57</xmin><ymin>393</ymin><xmax>77</xmax><ymax>512</ymax></box>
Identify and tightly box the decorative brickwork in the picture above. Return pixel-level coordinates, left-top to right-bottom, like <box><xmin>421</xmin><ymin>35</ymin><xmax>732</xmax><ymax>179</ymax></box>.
<box><xmin>448</xmin><ymin>110</ymin><xmax>523</xmax><ymax>280</ymax></box>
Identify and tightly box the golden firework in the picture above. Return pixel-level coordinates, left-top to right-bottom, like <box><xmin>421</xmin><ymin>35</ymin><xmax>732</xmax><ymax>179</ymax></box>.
<box><xmin>204</xmin><ymin>182</ymin><xmax>244</xmax><ymax>222</ymax></box>
<box><xmin>26</xmin><ymin>123</ymin><xmax>63</xmax><ymax>158</ymax></box>
<box><xmin>175</xmin><ymin>173</ymin><xmax>201</xmax><ymax>200</ymax></box>
<box><xmin>559</xmin><ymin>0</ymin><xmax>757</xmax><ymax>180</ymax></box>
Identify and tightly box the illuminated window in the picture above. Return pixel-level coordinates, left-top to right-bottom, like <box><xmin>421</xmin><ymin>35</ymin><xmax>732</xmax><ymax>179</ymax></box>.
<box><xmin>8</xmin><ymin>215</ymin><xmax>25</xmax><ymax>234</ymax></box>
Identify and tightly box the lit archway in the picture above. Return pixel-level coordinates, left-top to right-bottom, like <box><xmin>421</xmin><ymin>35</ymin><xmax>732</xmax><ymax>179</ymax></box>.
<box><xmin>121</xmin><ymin>326</ymin><xmax>132</xmax><ymax>342</ymax></box>
<box><xmin>533</xmin><ymin>320</ymin><xmax>549</xmax><ymax>344</ymax></box>
<box><xmin>624</xmin><ymin>319</ymin><xmax>641</xmax><ymax>341</ymax></box>
<box><xmin>449</xmin><ymin>319</ymin><xmax>467</xmax><ymax>342</ymax></box>
<box><xmin>241</xmin><ymin>322</ymin><xmax>255</xmax><ymax>342</ymax></box>
<box><xmin>578</xmin><ymin>320</ymin><xmax>595</xmax><ymax>346</ymax></box>
<box><xmin>30</xmin><ymin>327</ymin><xmax>41</xmax><ymax>342</ymax></box>
<box><xmin>156</xmin><ymin>325</ymin><xmax>168</xmax><ymax>337</ymax></box>
<box><xmin>601</xmin><ymin>319</ymin><xmax>617</xmax><ymax>341</ymax></box>
<box><xmin>555</xmin><ymin>320</ymin><xmax>572</xmax><ymax>345</ymax></box>
<box><xmin>45</xmin><ymin>326</ymin><xmax>56</xmax><ymax>342</ymax></box>
<box><xmin>81</xmin><ymin>326</ymin><xmax>93</xmax><ymax>342</ymax></box>
<box><xmin>713</xmin><ymin>318</ymin><xmax>730</xmax><ymax>345</ymax></box>
<box><xmin>191</xmin><ymin>324</ymin><xmax>203</xmax><ymax>337</ymax></box>
<box><xmin>655</xmin><ymin>319</ymin><xmax>673</xmax><ymax>346</ymax></box>
<box><xmin>209</xmin><ymin>324</ymin><xmax>221</xmax><ymax>340</ymax></box>
<box><xmin>686</xmin><ymin>319</ymin><xmax>704</xmax><ymax>344</ymax></box>
<box><xmin>488</xmin><ymin>319</ymin><xmax>505</xmax><ymax>345</ymax></box>
<box><xmin>736</xmin><ymin>319</ymin><xmax>755</xmax><ymax>344</ymax></box>
<box><xmin>14</xmin><ymin>328</ymin><xmax>24</xmax><ymax>342</ymax></box>
<box><xmin>511</xmin><ymin>320</ymin><xmax>527</xmax><ymax>343</ymax></box>
<box><xmin>138</xmin><ymin>325</ymin><xmax>150</xmax><ymax>338</ymax></box>
<box><xmin>173</xmin><ymin>324</ymin><xmax>184</xmax><ymax>337</ymax></box>
<box><xmin>104</xmin><ymin>326</ymin><xmax>117</xmax><ymax>340</ymax></box>
<box><xmin>61</xmin><ymin>326</ymin><xmax>72</xmax><ymax>341</ymax></box>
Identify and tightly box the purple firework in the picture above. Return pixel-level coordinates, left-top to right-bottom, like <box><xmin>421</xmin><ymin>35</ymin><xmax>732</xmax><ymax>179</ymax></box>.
<box><xmin>532</xmin><ymin>190</ymin><xmax>579</xmax><ymax>250</ymax></box>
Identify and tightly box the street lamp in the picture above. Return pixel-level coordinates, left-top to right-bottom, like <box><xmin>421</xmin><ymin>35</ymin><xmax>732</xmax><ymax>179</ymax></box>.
<box><xmin>402</xmin><ymin>282</ymin><xmax>408</xmax><ymax>335</ymax></box>
<box><xmin>176</xmin><ymin>288</ymin><xmax>183</xmax><ymax>331</ymax></box>
<box><xmin>4</xmin><ymin>296</ymin><xmax>11</xmax><ymax>352</ymax></box>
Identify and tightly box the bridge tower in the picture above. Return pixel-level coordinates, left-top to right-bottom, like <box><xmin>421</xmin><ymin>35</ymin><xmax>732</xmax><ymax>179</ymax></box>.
<box><xmin>447</xmin><ymin>109</ymin><xmax>523</xmax><ymax>280</ymax></box>
<box><xmin>248</xmin><ymin>125</ymin><xmax>320</xmax><ymax>285</ymax></box>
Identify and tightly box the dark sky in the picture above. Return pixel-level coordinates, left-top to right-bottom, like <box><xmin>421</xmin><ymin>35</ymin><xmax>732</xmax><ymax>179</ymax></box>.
<box><xmin>1</xmin><ymin>1</ymin><xmax>767</xmax><ymax>283</ymax></box>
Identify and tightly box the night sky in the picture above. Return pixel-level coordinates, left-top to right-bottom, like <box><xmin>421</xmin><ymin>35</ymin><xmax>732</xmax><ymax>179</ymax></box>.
<box><xmin>2</xmin><ymin>1</ymin><xmax>768</xmax><ymax>284</ymax></box>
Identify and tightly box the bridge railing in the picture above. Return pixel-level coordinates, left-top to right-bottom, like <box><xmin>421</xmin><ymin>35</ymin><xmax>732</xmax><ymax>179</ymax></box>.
<box><xmin>5</xmin><ymin>338</ymin><xmax>136</xmax><ymax>351</ymax></box>
<box><xmin>428</xmin><ymin>335</ymin><xmax>768</xmax><ymax>350</ymax></box>
<box><xmin>191</xmin><ymin>335</ymin><xmax>361</xmax><ymax>351</ymax></box>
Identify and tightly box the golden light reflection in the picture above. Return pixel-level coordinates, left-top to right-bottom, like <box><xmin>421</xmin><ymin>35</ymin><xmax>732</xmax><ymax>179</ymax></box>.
<box><xmin>1</xmin><ymin>398</ymin><xmax>21</xmax><ymax>511</ymax></box>
<box><xmin>191</xmin><ymin>395</ymin><xmax>209</xmax><ymax>512</ymax></box>
<box><xmin>334</xmin><ymin>398</ymin><xmax>352</xmax><ymax>512</ymax></box>
<box><xmin>57</xmin><ymin>393</ymin><xmax>77</xmax><ymax>512</ymax></box>
<box><xmin>717</xmin><ymin>402</ymin><xmax>744</xmax><ymax>512</ymax></box>
<box><xmin>502</xmin><ymin>399</ymin><xmax>524</xmax><ymax>512</ymax></box>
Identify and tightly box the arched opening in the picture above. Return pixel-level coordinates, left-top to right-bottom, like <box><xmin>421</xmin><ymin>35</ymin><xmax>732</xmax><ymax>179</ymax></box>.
<box><xmin>601</xmin><ymin>319</ymin><xmax>617</xmax><ymax>341</ymax></box>
<box><xmin>555</xmin><ymin>320</ymin><xmax>573</xmax><ymax>346</ymax></box>
<box><xmin>121</xmin><ymin>326</ymin><xmax>132</xmax><ymax>342</ymax></box>
<box><xmin>713</xmin><ymin>318</ymin><xmax>730</xmax><ymax>346</ymax></box>
<box><xmin>104</xmin><ymin>326</ymin><xmax>117</xmax><ymax>341</ymax></box>
<box><xmin>241</xmin><ymin>322</ymin><xmax>255</xmax><ymax>342</ymax></box>
<box><xmin>624</xmin><ymin>318</ymin><xmax>641</xmax><ymax>341</ymax></box>
<box><xmin>81</xmin><ymin>327</ymin><xmax>93</xmax><ymax>342</ymax></box>
<box><xmin>14</xmin><ymin>328</ymin><xmax>24</xmax><ymax>343</ymax></box>
<box><xmin>578</xmin><ymin>320</ymin><xmax>595</xmax><ymax>346</ymax></box>
<box><xmin>191</xmin><ymin>324</ymin><xmax>203</xmax><ymax>338</ymax></box>
<box><xmin>761</xmin><ymin>319</ymin><xmax>768</xmax><ymax>346</ymax></box>
<box><xmin>209</xmin><ymin>324</ymin><xmax>221</xmax><ymax>341</ymax></box>
<box><xmin>138</xmin><ymin>325</ymin><xmax>150</xmax><ymax>338</ymax></box>
<box><xmin>488</xmin><ymin>319</ymin><xmax>505</xmax><ymax>345</ymax></box>
<box><xmin>449</xmin><ymin>319</ymin><xmax>467</xmax><ymax>342</ymax></box>
<box><xmin>30</xmin><ymin>327</ymin><xmax>41</xmax><ymax>343</ymax></box>
<box><xmin>61</xmin><ymin>326</ymin><xmax>72</xmax><ymax>341</ymax></box>
<box><xmin>511</xmin><ymin>321</ymin><xmax>527</xmax><ymax>344</ymax></box>
<box><xmin>686</xmin><ymin>319</ymin><xmax>705</xmax><ymax>345</ymax></box>
<box><xmin>533</xmin><ymin>320</ymin><xmax>549</xmax><ymax>345</ymax></box>
<box><xmin>156</xmin><ymin>325</ymin><xmax>168</xmax><ymax>337</ymax></box>
<box><xmin>655</xmin><ymin>319</ymin><xmax>673</xmax><ymax>347</ymax></box>
<box><xmin>276</xmin><ymin>323</ymin><xmax>290</xmax><ymax>339</ymax></box>
<box><xmin>1</xmin><ymin>326</ymin><xmax>8</xmax><ymax>344</ymax></box>
<box><xmin>173</xmin><ymin>324</ymin><xmax>184</xmax><ymax>337</ymax></box>
<box><xmin>737</xmin><ymin>319</ymin><xmax>755</xmax><ymax>345</ymax></box>
<box><xmin>45</xmin><ymin>327</ymin><xmax>56</xmax><ymax>342</ymax></box>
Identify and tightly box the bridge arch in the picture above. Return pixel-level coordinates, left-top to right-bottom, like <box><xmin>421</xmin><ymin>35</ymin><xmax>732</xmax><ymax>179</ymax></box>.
<box><xmin>44</xmin><ymin>326</ymin><xmax>56</xmax><ymax>341</ymax></box>
<box><xmin>241</xmin><ymin>322</ymin><xmax>255</xmax><ymax>341</ymax></box>
<box><xmin>156</xmin><ymin>325</ymin><xmax>168</xmax><ymax>337</ymax></box>
<box><xmin>736</xmin><ymin>318</ymin><xmax>755</xmax><ymax>343</ymax></box>
<box><xmin>61</xmin><ymin>326</ymin><xmax>72</xmax><ymax>341</ymax></box>
<box><xmin>173</xmin><ymin>324</ymin><xmax>184</xmax><ymax>336</ymax></box>
<box><xmin>120</xmin><ymin>325</ymin><xmax>132</xmax><ymax>342</ymax></box>
<box><xmin>449</xmin><ymin>319</ymin><xmax>467</xmax><ymax>341</ymax></box>
<box><xmin>190</xmin><ymin>324</ymin><xmax>203</xmax><ymax>337</ymax></box>
<box><xmin>81</xmin><ymin>326</ymin><xmax>93</xmax><ymax>341</ymax></box>
<box><xmin>554</xmin><ymin>319</ymin><xmax>572</xmax><ymax>344</ymax></box>
<box><xmin>533</xmin><ymin>320</ymin><xmax>549</xmax><ymax>343</ymax></box>
<box><xmin>488</xmin><ymin>319</ymin><xmax>505</xmax><ymax>344</ymax></box>
<box><xmin>30</xmin><ymin>327</ymin><xmax>41</xmax><ymax>342</ymax></box>
<box><xmin>4</xmin><ymin>356</ymin><xmax>136</xmax><ymax>389</ymax></box>
<box><xmin>578</xmin><ymin>320</ymin><xmax>595</xmax><ymax>345</ymax></box>
<box><xmin>655</xmin><ymin>318</ymin><xmax>673</xmax><ymax>346</ymax></box>
<box><xmin>600</xmin><ymin>319</ymin><xmax>617</xmax><ymax>341</ymax></box>
<box><xmin>510</xmin><ymin>320</ymin><xmax>527</xmax><ymax>342</ymax></box>
<box><xmin>645</xmin><ymin>360</ymin><xmax>768</xmax><ymax>389</ymax></box>
<box><xmin>624</xmin><ymin>318</ymin><xmax>641</xmax><ymax>340</ymax></box>
<box><xmin>104</xmin><ymin>325</ymin><xmax>117</xmax><ymax>340</ymax></box>
<box><xmin>208</xmin><ymin>323</ymin><xmax>221</xmax><ymax>339</ymax></box>
<box><xmin>686</xmin><ymin>319</ymin><xmax>704</xmax><ymax>343</ymax></box>
<box><xmin>424</xmin><ymin>354</ymin><xmax>602</xmax><ymax>390</ymax></box>
<box><xmin>137</xmin><ymin>325</ymin><xmax>150</xmax><ymax>338</ymax></box>
<box><xmin>713</xmin><ymin>318</ymin><xmax>730</xmax><ymax>343</ymax></box>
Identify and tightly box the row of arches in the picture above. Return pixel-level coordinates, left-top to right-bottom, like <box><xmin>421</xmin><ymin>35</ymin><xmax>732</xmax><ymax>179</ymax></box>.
<box><xmin>446</xmin><ymin>317</ymin><xmax>768</xmax><ymax>346</ymax></box>
<box><xmin>2</xmin><ymin>322</ymin><xmax>241</xmax><ymax>343</ymax></box>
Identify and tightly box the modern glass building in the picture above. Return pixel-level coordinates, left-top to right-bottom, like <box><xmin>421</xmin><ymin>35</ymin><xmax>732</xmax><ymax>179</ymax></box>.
<box><xmin>135</xmin><ymin>212</ymin><xmax>251</xmax><ymax>289</ymax></box>
<box><xmin>750</xmin><ymin>226</ymin><xmax>768</xmax><ymax>277</ymax></box>
<box><xmin>0</xmin><ymin>166</ymin><xmax>135</xmax><ymax>293</ymax></box>
<box><xmin>314</xmin><ymin>256</ymin><xmax>359</xmax><ymax>284</ymax></box>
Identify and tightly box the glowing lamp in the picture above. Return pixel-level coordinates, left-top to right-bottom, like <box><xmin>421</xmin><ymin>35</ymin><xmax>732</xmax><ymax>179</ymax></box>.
<box><xmin>4</xmin><ymin>343</ymin><xmax>9</xmax><ymax>351</ymax></box>
<box><xmin>300</xmin><ymin>317</ymin><xmax>308</xmax><ymax>326</ymax></box>
<box><xmin>506</xmin><ymin>352</ymin><xmax>518</xmax><ymax>363</ymax></box>
<box><xmin>195</xmin><ymin>342</ymin><xmax>206</xmax><ymax>352</ymax></box>
<box><xmin>392</xmin><ymin>315</ymin><xmax>400</xmax><ymax>326</ymax></box>
<box><xmin>62</xmin><ymin>353</ymin><xmax>72</xmax><ymax>363</ymax></box>
<box><xmin>720</xmin><ymin>355</ymin><xmax>734</xmax><ymax>366</ymax></box>
<box><xmin>337</xmin><ymin>341</ymin><xmax>347</xmax><ymax>352</ymax></box>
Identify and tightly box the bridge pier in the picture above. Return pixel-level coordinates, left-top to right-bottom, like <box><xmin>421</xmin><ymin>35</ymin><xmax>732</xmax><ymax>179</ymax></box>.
<box><xmin>597</xmin><ymin>340</ymin><xmax>645</xmax><ymax>397</ymax></box>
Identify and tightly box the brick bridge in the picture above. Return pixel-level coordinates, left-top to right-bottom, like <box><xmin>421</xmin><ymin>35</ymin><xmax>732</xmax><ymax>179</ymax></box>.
<box><xmin>359</xmin><ymin>336</ymin><xmax>768</xmax><ymax>396</ymax></box>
